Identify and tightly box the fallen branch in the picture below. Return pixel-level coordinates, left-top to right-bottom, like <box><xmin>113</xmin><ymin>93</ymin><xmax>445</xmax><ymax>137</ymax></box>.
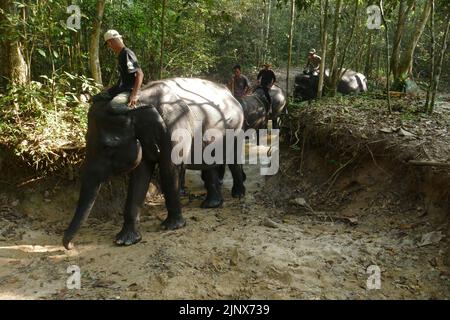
<box><xmin>408</xmin><ymin>160</ymin><xmax>450</xmax><ymax>167</ymax></box>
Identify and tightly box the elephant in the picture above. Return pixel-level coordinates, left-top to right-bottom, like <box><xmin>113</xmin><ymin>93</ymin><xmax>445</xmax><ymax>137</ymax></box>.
<box><xmin>179</xmin><ymin>84</ymin><xmax>286</xmax><ymax>194</ymax></box>
<box><xmin>238</xmin><ymin>84</ymin><xmax>287</xmax><ymax>130</ymax></box>
<box><xmin>62</xmin><ymin>78</ymin><xmax>246</xmax><ymax>249</ymax></box>
<box><xmin>293</xmin><ymin>69</ymin><xmax>367</xmax><ymax>101</ymax></box>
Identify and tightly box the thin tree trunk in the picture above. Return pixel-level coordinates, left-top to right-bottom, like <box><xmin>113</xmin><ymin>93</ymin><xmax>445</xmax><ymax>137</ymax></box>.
<box><xmin>376</xmin><ymin>48</ymin><xmax>381</xmax><ymax>80</ymax></box>
<box><xmin>429</xmin><ymin>18</ymin><xmax>449</xmax><ymax>113</ymax></box>
<box><xmin>391</xmin><ymin>0</ymin><xmax>414</xmax><ymax>80</ymax></box>
<box><xmin>258</xmin><ymin>4</ymin><xmax>266</xmax><ymax>67</ymax></box>
<box><xmin>379</xmin><ymin>0</ymin><xmax>391</xmax><ymax>112</ymax></box>
<box><xmin>263</xmin><ymin>0</ymin><xmax>272</xmax><ymax>63</ymax></box>
<box><xmin>159</xmin><ymin>0</ymin><xmax>167</xmax><ymax>80</ymax></box>
<box><xmin>364</xmin><ymin>31</ymin><xmax>373</xmax><ymax>78</ymax></box>
<box><xmin>424</xmin><ymin>0</ymin><xmax>435</xmax><ymax>110</ymax></box>
<box><xmin>395</xmin><ymin>0</ymin><xmax>432</xmax><ymax>84</ymax></box>
<box><xmin>317</xmin><ymin>0</ymin><xmax>329</xmax><ymax>98</ymax></box>
<box><xmin>328</xmin><ymin>0</ymin><xmax>343</xmax><ymax>96</ymax></box>
<box><xmin>286</xmin><ymin>0</ymin><xmax>295</xmax><ymax>100</ymax></box>
<box><xmin>338</xmin><ymin>0</ymin><xmax>358</xmax><ymax>79</ymax></box>
<box><xmin>89</xmin><ymin>0</ymin><xmax>106</xmax><ymax>85</ymax></box>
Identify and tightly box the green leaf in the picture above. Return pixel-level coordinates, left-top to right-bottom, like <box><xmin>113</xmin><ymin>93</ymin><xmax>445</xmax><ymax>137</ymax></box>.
<box><xmin>37</xmin><ymin>49</ymin><xmax>46</xmax><ymax>58</ymax></box>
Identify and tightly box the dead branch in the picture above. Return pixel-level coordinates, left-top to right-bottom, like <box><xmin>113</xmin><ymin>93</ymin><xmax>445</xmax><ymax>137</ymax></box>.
<box><xmin>408</xmin><ymin>160</ymin><xmax>450</xmax><ymax>167</ymax></box>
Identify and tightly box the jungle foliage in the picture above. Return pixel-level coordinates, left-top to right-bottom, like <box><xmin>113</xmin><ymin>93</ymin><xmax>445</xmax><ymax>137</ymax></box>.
<box><xmin>0</xmin><ymin>0</ymin><xmax>448</xmax><ymax>172</ymax></box>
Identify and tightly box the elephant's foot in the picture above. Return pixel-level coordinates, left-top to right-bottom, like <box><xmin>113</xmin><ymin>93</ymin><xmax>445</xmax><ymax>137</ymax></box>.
<box><xmin>201</xmin><ymin>194</ymin><xmax>223</xmax><ymax>208</ymax></box>
<box><xmin>161</xmin><ymin>216</ymin><xmax>186</xmax><ymax>230</ymax></box>
<box><xmin>63</xmin><ymin>230</ymin><xmax>75</xmax><ymax>250</ymax></box>
<box><xmin>115</xmin><ymin>226</ymin><xmax>142</xmax><ymax>246</ymax></box>
<box><xmin>232</xmin><ymin>185</ymin><xmax>246</xmax><ymax>198</ymax></box>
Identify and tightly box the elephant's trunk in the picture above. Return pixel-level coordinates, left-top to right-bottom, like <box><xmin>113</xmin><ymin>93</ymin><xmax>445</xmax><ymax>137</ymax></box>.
<box><xmin>63</xmin><ymin>173</ymin><xmax>102</xmax><ymax>250</ymax></box>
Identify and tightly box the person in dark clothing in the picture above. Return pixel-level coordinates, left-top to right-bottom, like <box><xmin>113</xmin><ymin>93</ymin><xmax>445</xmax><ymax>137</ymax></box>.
<box><xmin>304</xmin><ymin>48</ymin><xmax>321</xmax><ymax>75</ymax></box>
<box><xmin>227</xmin><ymin>64</ymin><xmax>250</xmax><ymax>99</ymax></box>
<box><xmin>256</xmin><ymin>63</ymin><xmax>276</xmax><ymax>114</ymax></box>
<box><xmin>92</xmin><ymin>29</ymin><xmax>144</xmax><ymax>109</ymax></box>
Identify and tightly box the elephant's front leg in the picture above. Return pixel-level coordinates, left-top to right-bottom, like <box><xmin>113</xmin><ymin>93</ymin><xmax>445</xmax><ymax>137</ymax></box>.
<box><xmin>116</xmin><ymin>161</ymin><xmax>155</xmax><ymax>246</ymax></box>
<box><xmin>201</xmin><ymin>168</ymin><xmax>223</xmax><ymax>208</ymax></box>
<box><xmin>229</xmin><ymin>164</ymin><xmax>246</xmax><ymax>198</ymax></box>
<box><xmin>159</xmin><ymin>160</ymin><xmax>186</xmax><ymax>230</ymax></box>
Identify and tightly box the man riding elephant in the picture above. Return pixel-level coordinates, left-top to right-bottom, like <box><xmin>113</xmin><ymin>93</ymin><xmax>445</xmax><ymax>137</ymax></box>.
<box><xmin>304</xmin><ymin>48</ymin><xmax>321</xmax><ymax>75</ymax></box>
<box><xmin>92</xmin><ymin>29</ymin><xmax>144</xmax><ymax>109</ymax></box>
<box><xmin>256</xmin><ymin>63</ymin><xmax>276</xmax><ymax>115</ymax></box>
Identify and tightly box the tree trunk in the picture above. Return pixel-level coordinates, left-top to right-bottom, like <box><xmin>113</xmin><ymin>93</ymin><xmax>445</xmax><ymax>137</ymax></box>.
<box><xmin>0</xmin><ymin>0</ymin><xmax>28</xmax><ymax>87</ymax></box>
<box><xmin>391</xmin><ymin>0</ymin><xmax>414</xmax><ymax>80</ymax></box>
<box><xmin>263</xmin><ymin>0</ymin><xmax>272</xmax><ymax>63</ymax></box>
<box><xmin>159</xmin><ymin>0</ymin><xmax>167</xmax><ymax>80</ymax></box>
<box><xmin>380</xmin><ymin>0</ymin><xmax>391</xmax><ymax>112</ymax></box>
<box><xmin>424</xmin><ymin>0</ymin><xmax>435</xmax><ymax>110</ymax></box>
<box><xmin>338</xmin><ymin>0</ymin><xmax>358</xmax><ymax>80</ymax></box>
<box><xmin>89</xmin><ymin>0</ymin><xmax>106</xmax><ymax>85</ymax></box>
<box><xmin>286</xmin><ymin>0</ymin><xmax>295</xmax><ymax>100</ymax></box>
<box><xmin>394</xmin><ymin>0</ymin><xmax>432</xmax><ymax>84</ymax></box>
<box><xmin>364</xmin><ymin>31</ymin><xmax>373</xmax><ymax>79</ymax></box>
<box><xmin>258</xmin><ymin>4</ymin><xmax>266</xmax><ymax>67</ymax></box>
<box><xmin>328</xmin><ymin>0</ymin><xmax>343</xmax><ymax>96</ymax></box>
<box><xmin>317</xmin><ymin>0</ymin><xmax>329</xmax><ymax>98</ymax></box>
<box><xmin>9</xmin><ymin>41</ymin><xmax>28</xmax><ymax>85</ymax></box>
<box><xmin>429</xmin><ymin>18</ymin><xmax>449</xmax><ymax>113</ymax></box>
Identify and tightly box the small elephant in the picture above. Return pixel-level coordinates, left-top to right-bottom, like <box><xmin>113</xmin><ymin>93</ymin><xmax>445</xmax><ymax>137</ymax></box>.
<box><xmin>239</xmin><ymin>84</ymin><xmax>287</xmax><ymax>130</ymax></box>
<box><xmin>294</xmin><ymin>69</ymin><xmax>367</xmax><ymax>101</ymax></box>
<box><xmin>63</xmin><ymin>78</ymin><xmax>246</xmax><ymax>249</ymax></box>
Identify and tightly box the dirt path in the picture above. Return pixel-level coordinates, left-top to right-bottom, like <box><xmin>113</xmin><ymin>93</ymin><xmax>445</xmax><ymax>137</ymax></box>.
<box><xmin>0</xmin><ymin>73</ymin><xmax>448</xmax><ymax>299</ymax></box>
<box><xmin>0</xmin><ymin>139</ymin><xmax>448</xmax><ymax>299</ymax></box>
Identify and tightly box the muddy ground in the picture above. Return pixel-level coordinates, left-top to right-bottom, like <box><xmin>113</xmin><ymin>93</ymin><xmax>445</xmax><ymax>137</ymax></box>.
<box><xmin>0</xmin><ymin>139</ymin><xmax>449</xmax><ymax>299</ymax></box>
<box><xmin>0</xmin><ymin>70</ymin><xmax>449</xmax><ymax>299</ymax></box>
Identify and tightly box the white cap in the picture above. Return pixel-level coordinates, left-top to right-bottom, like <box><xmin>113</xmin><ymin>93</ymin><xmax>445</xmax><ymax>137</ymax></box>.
<box><xmin>104</xmin><ymin>30</ymin><xmax>122</xmax><ymax>43</ymax></box>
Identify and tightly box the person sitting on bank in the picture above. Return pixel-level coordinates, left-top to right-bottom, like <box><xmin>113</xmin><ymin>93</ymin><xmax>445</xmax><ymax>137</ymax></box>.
<box><xmin>304</xmin><ymin>48</ymin><xmax>321</xmax><ymax>75</ymax></box>
<box><xmin>227</xmin><ymin>64</ymin><xmax>250</xmax><ymax>100</ymax></box>
<box><xmin>93</xmin><ymin>29</ymin><xmax>144</xmax><ymax>109</ymax></box>
<box><xmin>256</xmin><ymin>62</ymin><xmax>276</xmax><ymax>114</ymax></box>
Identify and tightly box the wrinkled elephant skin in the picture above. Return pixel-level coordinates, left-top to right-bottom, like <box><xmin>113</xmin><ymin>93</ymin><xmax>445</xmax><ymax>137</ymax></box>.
<box><xmin>63</xmin><ymin>78</ymin><xmax>245</xmax><ymax>249</ymax></box>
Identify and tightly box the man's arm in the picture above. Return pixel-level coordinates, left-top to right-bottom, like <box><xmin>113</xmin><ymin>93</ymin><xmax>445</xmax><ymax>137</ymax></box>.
<box><xmin>128</xmin><ymin>69</ymin><xmax>144</xmax><ymax>107</ymax></box>
<box><xmin>271</xmin><ymin>71</ymin><xmax>276</xmax><ymax>86</ymax></box>
<box><xmin>244</xmin><ymin>76</ymin><xmax>251</xmax><ymax>95</ymax></box>
<box><xmin>256</xmin><ymin>70</ymin><xmax>262</xmax><ymax>84</ymax></box>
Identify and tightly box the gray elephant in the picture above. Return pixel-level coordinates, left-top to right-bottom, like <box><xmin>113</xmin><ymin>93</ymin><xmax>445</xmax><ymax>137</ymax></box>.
<box><xmin>63</xmin><ymin>78</ymin><xmax>246</xmax><ymax>249</ymax></box>
<box><xmin>239</xmin><ymin>84</ymin><xmax>287</xmax><ymax>130</ymax></box>
<box><xmin>179</xmin><ymin>84</ymin><xmax>286</xmax><ymax>194</ymax></box>
<box><xmin>294</xmin><ymin>69</ymin><xmax>367</xmax><ymax>101</ymax></box>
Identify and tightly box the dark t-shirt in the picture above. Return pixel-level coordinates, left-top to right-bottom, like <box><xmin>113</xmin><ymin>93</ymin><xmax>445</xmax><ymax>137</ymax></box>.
<box><xmin>257</xmin><ymin>69</ymin><xmax>276</xmax><ymax>88</ymax></box>
<box><xmin>108</xmin><ymin>47</ymin><xmax>141</xmax><ymax>96</ymax></box>
<box><xmin>230</xmin><ymin>75</ymin><xmax>250</xmax><ymax>98</ymax></box>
